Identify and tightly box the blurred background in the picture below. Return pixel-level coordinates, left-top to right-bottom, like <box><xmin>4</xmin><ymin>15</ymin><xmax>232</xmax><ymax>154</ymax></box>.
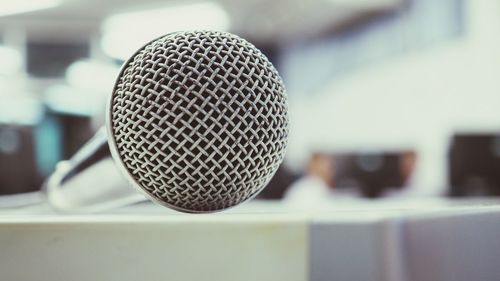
<box><xmin>1</xmin><ymin>0</ymin><xmax>500</xmax><ymax>206</ymax></box>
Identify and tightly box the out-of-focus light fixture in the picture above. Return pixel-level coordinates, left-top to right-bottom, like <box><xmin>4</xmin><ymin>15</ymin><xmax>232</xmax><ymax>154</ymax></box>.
<box><xmin>327</xmin><ymin>0</ymin><xmax>401</xmax><ymax>9</ymax></box>
<box><xmin>0</xmin><ymin>0</ymin><xmax>62</xmax><ymax>17</ymax></box>
<box><xmin>0</xmin><ymin>46</ymin><xmax>22</xmax><ymax>75</ymax></box>
<box><xmin>101</xmin><ymin>2</ymin><xmax>230</xmax><ymax>60</ymax></box>
<box><xmin>65</xmin><ymin>59</ymin><xmax>120</xmax><ymax>92</ymax></box>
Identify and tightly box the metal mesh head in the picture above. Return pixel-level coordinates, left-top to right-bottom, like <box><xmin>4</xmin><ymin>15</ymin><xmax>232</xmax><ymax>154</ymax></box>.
<box><xmin>108</xmin><ymin>31</ymin><xmax>289</xmax><ymax>213</ymax></box>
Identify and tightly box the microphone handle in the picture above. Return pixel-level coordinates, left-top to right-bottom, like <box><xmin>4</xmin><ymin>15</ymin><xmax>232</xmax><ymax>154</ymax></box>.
<box><xmin>60</xmin><ymin>127</ymin><xmax>110</xmax><ymax>185</ymax></box>
<box><xmin>44</xmin><ymin>127</ymin><xmax>145</xmax><ymax>212</ymax></box>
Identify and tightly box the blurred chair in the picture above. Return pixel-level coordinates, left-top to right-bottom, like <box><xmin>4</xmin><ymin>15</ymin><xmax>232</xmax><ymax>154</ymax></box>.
<box><xmin>257</xmin><ymin>164</ymin><xmax>298</xmax><ymax>200</ymax></box>
<box><xmin>0</xmin><ymin>125</ymin><xmax>42</xmax><ymax>195</ymax></box>
<box><xmin>448</xmin><ymin>133</ymin><xmax>500</xmax><ymax>197</ymax></box>
<box><xmin>333</xmin><ymin>150</ymin><xmax>416</xmax><ymax>198</ymax></box>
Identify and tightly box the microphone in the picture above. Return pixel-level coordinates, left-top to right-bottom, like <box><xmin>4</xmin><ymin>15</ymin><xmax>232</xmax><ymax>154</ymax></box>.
<box><xmin>46</xmin><ymin>31</ymin><xmax>289</xmax><ymax>213</ymax></box>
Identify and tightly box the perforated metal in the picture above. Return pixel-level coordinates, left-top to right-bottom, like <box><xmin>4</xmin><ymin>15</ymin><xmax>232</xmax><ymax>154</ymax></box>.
<box><xmin>109</xmin><ymin>31</ymin><xmax>289</xmax><ymax>212</ymax></box>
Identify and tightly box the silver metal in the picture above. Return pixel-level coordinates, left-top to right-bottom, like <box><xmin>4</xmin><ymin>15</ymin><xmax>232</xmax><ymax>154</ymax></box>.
<box><xmin>106</xmin><ymin>30</ymin><xmax>289</xmax><ymax>213</ymax></box>
<box><xmin>45</xmin><ymin>127</ymin><xmax>146</xmax><ymax>212</ymax></box>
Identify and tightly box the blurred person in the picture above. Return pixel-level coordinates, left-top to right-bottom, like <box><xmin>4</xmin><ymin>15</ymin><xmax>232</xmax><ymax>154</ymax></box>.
<box><xmin>385</xmin><ymin>150</ymin><xmax>420</xmax><ymax>198</ymax></box>
<box><xmin>284</xmin><ymin>152</ymin><xmax>334</xmax><ymax>205</ymax></box>
<box><xmin>400</xmin><ymin>150</ymin><xmax>417</xmax><ymax>187</ymax></box>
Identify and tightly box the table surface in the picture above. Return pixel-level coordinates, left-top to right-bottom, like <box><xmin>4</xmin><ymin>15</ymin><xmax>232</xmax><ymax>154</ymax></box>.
<box><xmin>1</xmin><ymin>197</ymin><xmax>499</xmax><ymax>281</ymax></box>
<box><xmin>1</xmin><ymin>196</ymin><xmax>499</xmax><ymax>219</ymax></box>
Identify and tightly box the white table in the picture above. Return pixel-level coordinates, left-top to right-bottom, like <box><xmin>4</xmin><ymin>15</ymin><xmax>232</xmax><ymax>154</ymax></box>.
<box><xmin>0</xmin><ymin>199</ymin><xmax>499</xmax><ymax>281</ymax></box>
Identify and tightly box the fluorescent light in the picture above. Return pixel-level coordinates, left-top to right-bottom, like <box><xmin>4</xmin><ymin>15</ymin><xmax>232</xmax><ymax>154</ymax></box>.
<box><xmin>101</xmin><ymin>2</ymin><xmax>230</xmax><ymax>60</ymax></box>
<box><xmin>65</xmin><ymin>59</ymin><xmax>120</xmax><ymax>92</ymax></box>
<box><xmin>0</xmin><ymin>46</ymin><xmax>22</xmax><ymax>75</ymax></box>
<box><xmin>327</xmin><ymin>0</ymin><xmax>401</xmax><ymax>9</ymax></box>
<box><xmin>0</xmin><ymin>0</ymin><xmax>62</xmax><ymax>17</ymax></box>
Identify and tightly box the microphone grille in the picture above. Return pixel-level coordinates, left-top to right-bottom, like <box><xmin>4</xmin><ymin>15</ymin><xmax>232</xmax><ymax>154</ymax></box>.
<box><xmin>109</xmin><ymin>31</ymin><xmax>289</xmax><ymax>212</ymax></box>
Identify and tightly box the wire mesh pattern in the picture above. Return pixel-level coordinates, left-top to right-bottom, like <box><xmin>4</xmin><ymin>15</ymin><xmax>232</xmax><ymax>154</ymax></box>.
<box><xmin>110</xmin><ymin>31</ymin><xmax>289</xmax><ymax>212</ymax></box>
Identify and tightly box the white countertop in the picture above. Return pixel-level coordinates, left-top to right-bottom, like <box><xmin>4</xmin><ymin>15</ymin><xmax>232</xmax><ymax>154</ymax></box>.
<box><xmin>1</xmin><ymin>198</ymin><xmax>499</xmax><ymax>281</ymax></box>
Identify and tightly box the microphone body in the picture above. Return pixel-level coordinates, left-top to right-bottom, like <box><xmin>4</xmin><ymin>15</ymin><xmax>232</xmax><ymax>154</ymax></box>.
<box><xmin>46</xmin><ymin>128</ymin><xmax>146</xmax><ymax>213</ymax></box>
<box><xmin>47</xmin><ymin>31</ymin><xmax>289</xmax><ymax>213</ymax></box>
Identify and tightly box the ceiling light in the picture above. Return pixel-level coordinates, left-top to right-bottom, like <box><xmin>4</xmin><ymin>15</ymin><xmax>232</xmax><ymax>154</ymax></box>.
<box><xmin>0</xmin><ymin>0</ymin><xmax>61</xmax><ymax>17</ymax></box>
<box><xmin>65</xmin><ymin>59</ymin><xmax>120</xmax><ymax>92</ymax></box>
<box><xmin>101</xmin><ymin>2</ymin><xmax>230</xmax><ymax>60</ymax></box>
<box><xmin>0</xmin><ymin>46</ymin><xmax>22</xmax><ymax>75</ymax></box>
<box><xmin>327</xmin><ymin>0</ymin><xmax>401</xmax><ymax>9</ymax></box>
